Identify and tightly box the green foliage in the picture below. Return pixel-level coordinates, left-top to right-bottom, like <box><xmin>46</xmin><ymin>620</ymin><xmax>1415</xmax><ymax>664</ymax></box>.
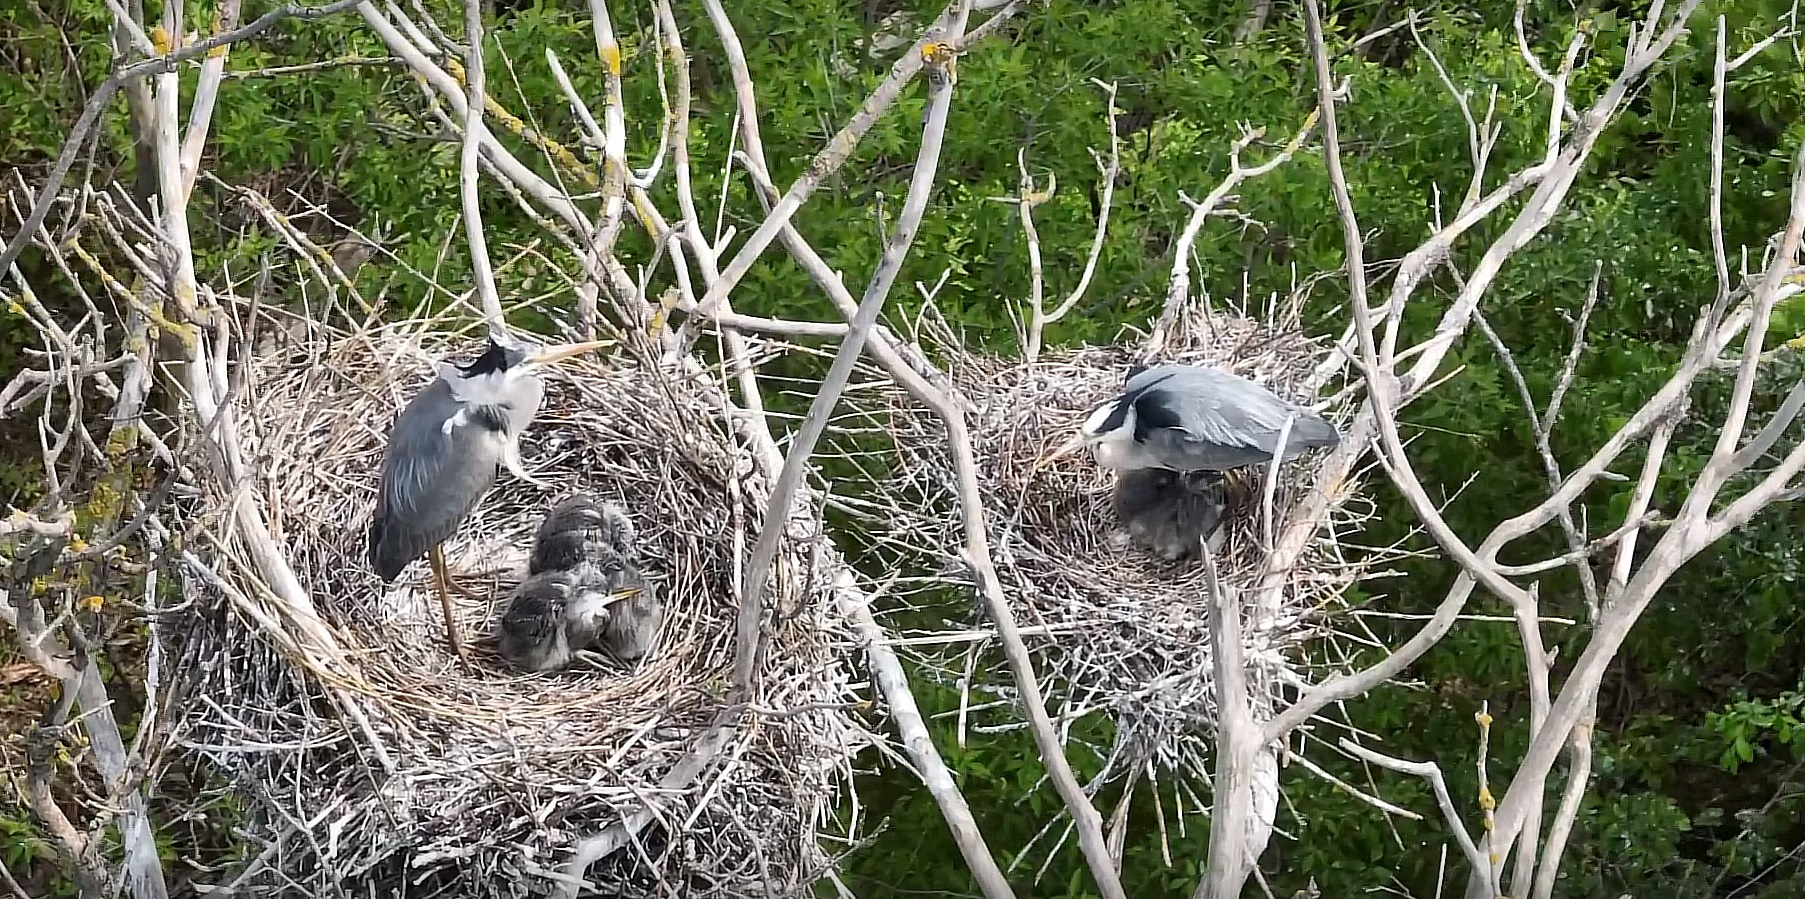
<box><xmin>0</xmin><ymin>815</ymin><xmax>75</xmax><ymax>897</ymax></box>
<box><xmin>5</xmin><ymin>0</ymin><xmax>1805</xmax><ymax>896</ymax></box>
<box><xmin>1712</xmin><ymin>689</ymin><xmax>1805</xmax><ymax>773</ymax></box>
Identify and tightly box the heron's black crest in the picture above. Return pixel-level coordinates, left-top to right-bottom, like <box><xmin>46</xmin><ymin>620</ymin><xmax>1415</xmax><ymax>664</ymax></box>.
<box><xmin>1125</xmin><ymin>362</ymin><xmax>1151</xmax><ymax>383</ymax></box>
<box><xmin>1132</xmin><ymin>385</ymin><xmax>1187</xmax><ymax>441</ymax></box>
<box><xmin>457</xmin><ymin>338</ymin><xmax>529</xmax><ymax>377</ymax></box>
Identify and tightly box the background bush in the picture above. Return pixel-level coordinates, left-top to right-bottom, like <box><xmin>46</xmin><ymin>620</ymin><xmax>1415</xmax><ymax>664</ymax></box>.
<box><xmin>3</xmin><ymin>0</ymin><xmax>1803</xmax><ymax>896</ymax></box>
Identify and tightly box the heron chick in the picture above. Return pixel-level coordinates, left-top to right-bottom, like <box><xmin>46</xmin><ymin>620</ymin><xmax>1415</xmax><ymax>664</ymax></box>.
<box><xmin>367</xmin><ymin>333</ymin><xmax>609</xmax><ymax>669</ymax></box>
<box><xmin>1112</xmin><ymin>468</ymin><xmax>1229</xmax><ymax>561</ymax></box>
<box><xmin>1050</xmin><ymin>362</ymin><xmax>1341</xmax><ymax>559</ymax></box>
<box><xmin>498</xmin><ymin>493</ymin><xmax>662</xmax><ymax>672</ymax></box>
<box><xmin>527</xmin><ymin>492</ymin><xmax>638</xmax><ymax>578</ymax></box>
<box><xmin>497</xmin><ymin>569</ymin><xmax>617</xmax><ymax>672</ymax></box>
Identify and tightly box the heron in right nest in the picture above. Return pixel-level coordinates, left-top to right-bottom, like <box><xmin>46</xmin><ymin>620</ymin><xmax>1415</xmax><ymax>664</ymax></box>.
<box><xmin>1048</xmin><ymin>363</ymin><xmax>1342</xmax><ymax>560</ymax></box>
<box><xmin>498</xmin><ymin>493</ymin><xmax>663</xmax><ymax>672</ymax></box>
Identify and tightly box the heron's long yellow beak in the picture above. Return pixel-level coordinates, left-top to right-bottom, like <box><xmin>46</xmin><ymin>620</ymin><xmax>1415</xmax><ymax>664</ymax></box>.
<box><xmin>1032</xmin><ymin>432</ymin><xmax>1090</xmax><ymax>473</ymax></box>
<box><xmin>525</xmin><ymin>339</ymin><xmax>613</xmax><ymax>365</ymax></box>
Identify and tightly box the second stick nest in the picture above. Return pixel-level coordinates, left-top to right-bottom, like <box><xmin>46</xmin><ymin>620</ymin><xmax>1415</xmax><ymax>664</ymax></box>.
<box><xmin>847</xmin><ymin>304</ymin><xmax>1368</xmax><ymax>796</ymax></box>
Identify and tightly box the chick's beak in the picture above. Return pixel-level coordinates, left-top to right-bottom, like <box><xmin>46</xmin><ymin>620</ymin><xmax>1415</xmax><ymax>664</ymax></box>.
<box><xmin>525</xmin><ymin>339</ymin><xmax>613</xmax><ymax>366</ymax></box>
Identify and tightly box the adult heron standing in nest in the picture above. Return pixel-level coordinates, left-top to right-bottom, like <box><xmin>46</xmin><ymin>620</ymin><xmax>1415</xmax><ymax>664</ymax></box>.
<box><xmin>1047</xmin><ymin>362</ymin><xmax>1342</xmax><ymax>559</ymax></box>
<box><xmin>367</xmin><ymin>333</ymin><xmax>609</xmax><ymax>667</ymax></box>
<box><xmin>499</xmin><ymin>492</ymin><xmax>661</xmax><ymax>672</ymax></box>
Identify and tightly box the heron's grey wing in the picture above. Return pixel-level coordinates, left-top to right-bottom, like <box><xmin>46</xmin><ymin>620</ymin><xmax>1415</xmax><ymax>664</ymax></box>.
<box><xmin>368</xmin><ymin>380</ymin><xmax>505</xmax><ymax>580</ymax></box>
<box><xmin>1134</xmin><ymin>373</ymin><xmax>1340</xmax><ymax>471</ymax></box>
<box><xmin>1132</xmin><ymin>387</ymin><xmax>1279</xmax><ymax>470</ymax></box>
<box><xmin>1123</xmin><ymin>362</ymin><xmax>1201</xmax><ymax>394</ymax></box>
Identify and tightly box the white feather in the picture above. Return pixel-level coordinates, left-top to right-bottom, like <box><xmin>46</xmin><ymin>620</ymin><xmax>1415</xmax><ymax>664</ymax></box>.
<box><xmin>443</xmin><ymin>366</ymin><xmax>533</xmax><ymax>409</ymax></box>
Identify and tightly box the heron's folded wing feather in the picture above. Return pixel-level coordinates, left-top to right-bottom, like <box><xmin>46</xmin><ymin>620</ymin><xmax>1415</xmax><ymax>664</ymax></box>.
<box><xmin>1134</xmin><ymin>384</ymin><xmax>1337</xmax><ymax>470</ymax></box>
<box><xmin>369</xmin><ymin>384</ymin><xmax>504</xmax><ymax>578</ymax></box>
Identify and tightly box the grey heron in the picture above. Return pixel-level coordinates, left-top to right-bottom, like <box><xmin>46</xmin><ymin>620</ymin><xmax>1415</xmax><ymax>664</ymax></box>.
<box><xmin>367</xmin><ymin>334</ymin><xmax>608</xmax><ymax>668</ymax></box>
<box><xmin>498</xmin><ymin>493</ymin><xmax>661</xmax><ymax>672</ymax></box>
<box><xmin>1048</xmin><ymin>362</ymin><xmax>1341</xmax><ymax>556</ymax></box>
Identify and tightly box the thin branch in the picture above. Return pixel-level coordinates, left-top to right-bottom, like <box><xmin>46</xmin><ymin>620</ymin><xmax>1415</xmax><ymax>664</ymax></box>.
<box><xmin>736</xmin><ymin>28</ymin><xmax>966</xmax><ymax>697</ymax></box>
<box><xmin>1148</xmin><ymin>113</ymin><xmax>1319</xmax><ymax>357</ymax></box>
<box><xmin>1481</xmin><ymin>114</ymin><xmax>1805</xmax><ymax>899</ymax></box>
<box><xmin>1023</xmin><ymin>78</ymin><xmax>1121</xmax><ymax>360</ymax></box>
<box><xmin>676</xmin><ymin>0</ymin><xmax>1027</xmax><ymax>348</ymax></box>
<box><xmin>457</xmin><ymin>0</ymin><xmax>506</xmax><ymax>333</ymax></box>
<box><xmin>1340</xmin><ymin>740</ymin><xmax>1489</xmax><ymax>883</ymax></box>
<box><xmin>0</xmin><ymin>0</ymin><xmax>367</xmax><ymax>278</ymax></box>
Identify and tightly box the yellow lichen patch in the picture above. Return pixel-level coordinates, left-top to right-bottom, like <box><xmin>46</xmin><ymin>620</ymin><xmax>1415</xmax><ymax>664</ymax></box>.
<box><xmin>151</xmin><ymin>24</ymin><xmax>173</xmax><ymax>56</ymax></box>
<box><xmin>80</xmin><ymin>595</ymin><xmax>105</xmax><ymax>613</ymax></box>
<box><xmin>83</xmin><ymin>475</ymin><xmax>127</xmax><ymax>530</ymax></box>
<box><xmin>647</xmin><ymin>286</ymin><xmax>682</xmax><ymax>337</ymax></box>
<box><xmin>601</xmin><ymin>43</ymin><xmax>622</xmax><ymax>76</ymax></box>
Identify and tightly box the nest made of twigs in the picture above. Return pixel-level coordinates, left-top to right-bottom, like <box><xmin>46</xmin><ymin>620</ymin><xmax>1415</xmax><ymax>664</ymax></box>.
<box><xmin>844</xmin><ymin>303</ymin><xmax>1369</xmax><ymax>795</ymax></box>
<box><xmin>169</xmin><ymin>320</ymin><xmax>867</xmax><ymax>897</ymax></box>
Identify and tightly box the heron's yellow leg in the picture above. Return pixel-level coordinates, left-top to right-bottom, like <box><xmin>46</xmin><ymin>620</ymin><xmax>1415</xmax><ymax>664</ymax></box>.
<box><xmin>429</xmin><ymin>544</ymin><xmax>475</xmax><ymax>670</ymax></box>
<box><xmin>430</xmin><ymin>548</ymin><xmax>491</xmax><ymax>597</ymax></box>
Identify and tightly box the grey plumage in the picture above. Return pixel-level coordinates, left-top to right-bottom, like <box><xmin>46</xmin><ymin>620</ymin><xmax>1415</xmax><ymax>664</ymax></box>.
<box><xmin>1054</xmin><ymin>361</ymin><xmax>1342</xmax><ymax>561</ymax></box>
<box><xmin>368</xmin><ymin>374</ymin><xmax>540</xmax><ymax>581</ymax></box>
<box><xmin>364</xmin><ymin>334</ymin><xmax>607</xmax><ymax>668</ymax></box>
<box><xmin>1112</xmin><ymin>468</ymin><xmax>1227</xmax><ymax>561</ymax></box>
<box><xmin>499</xmin><ymin>493</ymin><xmax>662</xmax><ymax>672</ymax></box>
<box><xmin>598</xmin><ymin>584</ymin><xmax>662</xmax><ymax>663</ymax></box>
<box><xmin>1085</xmin><ymin>363</ymin><xmax>1342</xmax><ymax>473</ymax></box>
<box><xmin>527</xmin><ymin>492</ymin><xmax>637</xmax><ymax>577</ymax></box>
<box><xmin>497</xmin><ymin>569</ymin><xmax>616</xmax><ymax>672</ymax></box>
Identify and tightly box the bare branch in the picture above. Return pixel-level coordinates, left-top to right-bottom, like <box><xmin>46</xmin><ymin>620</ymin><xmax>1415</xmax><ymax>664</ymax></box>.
<box><xmin>1340</xmin><ymin>739</ymin><xmax>1488</xmax><ymax>881</ymax></box>
<box><xmin>677</xmin><ymin>1</ymin><xmax>1028</xmax><ymax>348</ymax></box>
<box><xmin>1149</xmin><ymin>113</ymin><xmax>1319</xmax><ymax>358</ymax></box>
<box><xmin>0</xmin><ymin>0</ymin><xmax>366</xmax><ymax>278</ymax></box>
<box><xmin>1481</xmin><ymin>111</ymin><xmax>1805</xmax><ymax>899</ymax></box>
<box><xmin>737</xmin><ymin>24</ymin><xmax>966</xmax><ymax>698</ymax></box>
<box><xmin>457</xmin><ymin>0</ymin><xmax>506</xmax><ymax>334</ymax></box>
<box><xmin>1022</xmin><ymin>78</ymin><xmax>1122</xmax><ymax>360</ymax></box>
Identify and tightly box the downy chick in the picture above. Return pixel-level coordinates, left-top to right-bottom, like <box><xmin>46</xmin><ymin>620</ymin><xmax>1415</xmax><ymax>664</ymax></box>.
<box><xmin>498</xmin><ymin>493</ymin><xmax>662</xmax><ymax>671</ymax></box>
<box><xmin>1111</xmin><ymin>467</ymin><xmax>1229</xmax><ymax>561</ymax></box>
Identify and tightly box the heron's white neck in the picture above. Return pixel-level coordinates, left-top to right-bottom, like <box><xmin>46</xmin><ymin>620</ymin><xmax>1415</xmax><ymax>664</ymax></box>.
<box><xmin>439</xmin><ymin>363</ymin><xmax>535</xmax><ymax>407</ymax></box>
<box><xmin>1081</xmin><ymin>401</ymin><xmax>1138</xmax><ymax>471</ymax></box>
<box><xmin>1090</xmin><ymin>430</ymin><xmax>1138</xmax><ymax>470</ymax></box>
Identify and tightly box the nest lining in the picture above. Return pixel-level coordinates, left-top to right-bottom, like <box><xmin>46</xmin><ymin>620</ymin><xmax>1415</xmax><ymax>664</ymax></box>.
<box><xmin>171</xmin><ymin>323</ymin><xmax>868</xmax><ymax>896</ymax></box>
<box><xmin>852</xmin><ymin>307</ymin><xmax>1369</xmax><ymax>790</ymax></box>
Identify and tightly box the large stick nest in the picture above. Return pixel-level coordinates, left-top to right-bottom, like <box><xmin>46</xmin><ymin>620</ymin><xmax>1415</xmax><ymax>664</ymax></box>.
<box><xmin>843</xmin><ymin>302</ymin><xmax>1370</xmax><ymax>793</ymax></box>
<box><xmin>169</xmin><ymin>321</ymin><xmax>868</xmax><ymax>897</ymax></box>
